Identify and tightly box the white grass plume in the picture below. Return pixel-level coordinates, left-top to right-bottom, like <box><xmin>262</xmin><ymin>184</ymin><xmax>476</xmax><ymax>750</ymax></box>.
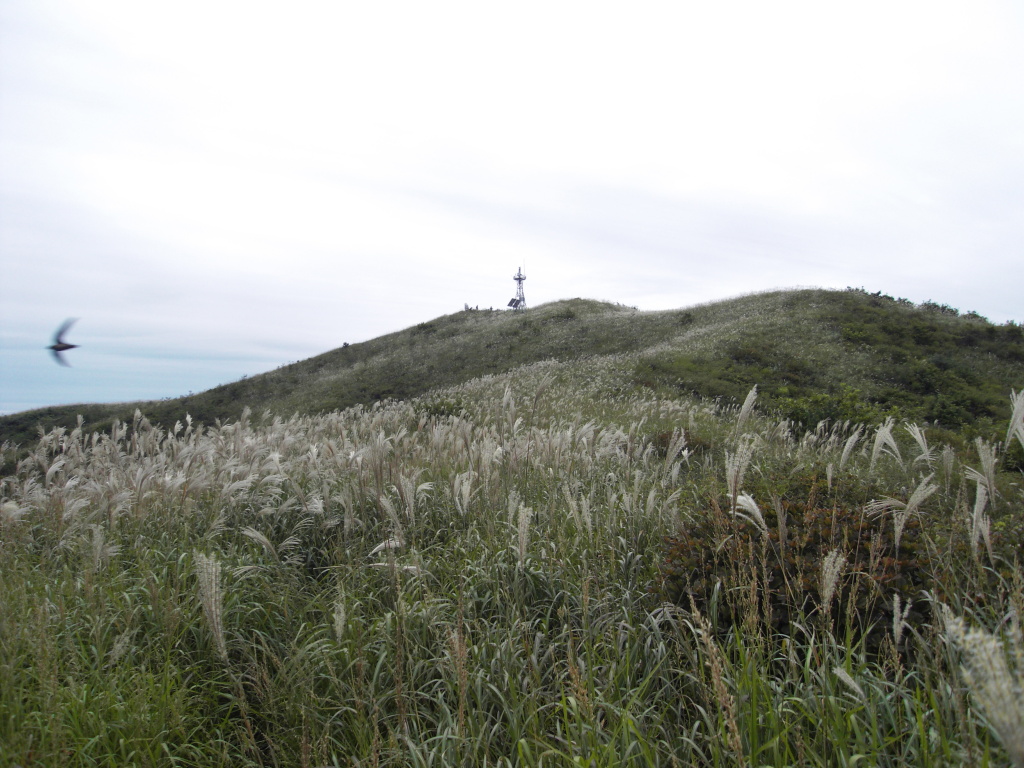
<box><xmin>734</xmin><ymin>385</ymin><xmax>758</xmax><ymax>436</ymax></box>
<box><xmin>378</xmin><ymin>495</ymin><xmax>404</xmax><ymax>543</ymax></box>
<box><xmin>105</xmin><ymin>628</ymin><xmax>134</xmax><ymax>669</ymax></box>
<box><xmin>733</xmin><ymin>493</ymin><xmax>767</xmax><ymax>535</ymax></box>
<box><xmin>725</xmin><ymin>435</ymin><xmax>756</xmax><ymax>511</ymax></box>
<box><xmin>194</xmin><ymin>551</ymin><xmax>228</xmax><ymax>662</ymax></box>
<box><xmin>241</xmin><ymin>526</ymin><xmax>279</xmax><ymax>562</ymax></box>
<box><xmin>892</xmin><ymin>593</ymin><xmax>912</xmax><ymax>647</ymax></box>
<box><xmin>966</xmin><ymin>438</ymin><xmax>999</xmax><ymax>506</ymax></box>
<box><xmin>941</xmin><ymin>445</ymin><xmax>957</xmax><ymax>489</ymax></box>
<box><xmin>820</xmin><ymin>549</ymin><xmax>846</xmax><ymax>611</ymax></box>
<box><xmin>394</xmin><ymin>471</ymin><xmax>432</xmax><ymax>528</ymax></box>
<box><xmin>905</xmin><ymin>423</ymin><xmax>933</xmax><ymax>468</ymax></box>
<box><xmin>833</xmin><ymin>665</ymin><xmax>865</xmax><ymax>702</ymax></box>
<box><xmin>944</xmin><ymin>612</ymin><xmax>1024</xmax><ymax>767</ymax></box>
<box><xmin>870</xmin><ymin>418</ymin><xmax>902</xmax><ymax>470</ymax></box>
<box><xmin>970</xmin><ymin>480</ymin><xmax>994</xmax><ymax>562</ymax></box>
<box><xmin>88</xmin><ymin>524</ymin><xmax>119</xmax><ymax>572</ymax></box>
<box><xmin>1</xmin><ymin>500</ymin><xmax>27</xmax><ymax>527</ymax></box>
<box><xmin>662</xmin><ymin>428</ymin><xmax>689</xmax><ymax>483</ymax></box>
<box><xmin>333</xmin><ymin>587</ymin><xmax>347</xmax><ymax>642</ymax></box>
<box><xmin>517</xmin><ymin>501</ymin><xmax>534</xmax><ymax>568</ymax></box>
<box><xmin>867</xmin><ymin>474</ymin><xmax>937</xmax><ymax>550</ymax></box>
<box><xmin>451</xmin><ymin>470</ymin><xmax>475</xmax><ymax>516</ymax></box>
<box><xmin>370</xmin><ymin>537</ymin><xmax>403</xmax><ymax>556</ymax></box>
<box><xmin>1008</xmin><ymin>389</ymin><xmax>1024</xmax><ymax>451</ymax></box>
<box><xmin>839</xmin><ymin>426</ymin><xmax>863</xmax><ymax>471</ymax></box>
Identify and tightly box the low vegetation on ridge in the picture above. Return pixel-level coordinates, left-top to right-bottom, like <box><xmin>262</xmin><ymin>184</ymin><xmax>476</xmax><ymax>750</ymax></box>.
<box><xmin>3</xmin><ymin>287</ymin><xmax>1023</xmax><ymax>454</ymax></box>
<box><xmin>1</xmin><ymin>287</ymin><xmax>1023</xmax><ymax>766</ymax></box>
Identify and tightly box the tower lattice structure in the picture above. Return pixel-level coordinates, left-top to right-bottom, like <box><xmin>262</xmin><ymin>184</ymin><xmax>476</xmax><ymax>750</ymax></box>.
<box><xmin>508</xmin><ymin>267</ymin><xmax>526</xmax><ymax>311</ymax></box>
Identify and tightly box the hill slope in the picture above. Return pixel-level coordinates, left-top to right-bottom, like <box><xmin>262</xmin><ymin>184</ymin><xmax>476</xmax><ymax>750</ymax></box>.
<box><xmin>3</xmin><ymin>293</ymin><xmax>1024</xmax><ymax>764</ymax></box>
<box><xmin>2</xmin><ymin>288</ymin><xmax>1023</xmax><ymax>450</ymax></box>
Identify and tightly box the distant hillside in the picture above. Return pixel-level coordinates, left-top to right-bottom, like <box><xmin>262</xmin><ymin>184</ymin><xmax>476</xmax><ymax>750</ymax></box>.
<box><xmin>634</xmin><ymin>288</ymin><xmax>1024</xmax><ymax>435</ymax></box>
<box><xmin>2</xmin><ymin>288</ymin><xmax>1023</xmax><ymax>453</ymax></box>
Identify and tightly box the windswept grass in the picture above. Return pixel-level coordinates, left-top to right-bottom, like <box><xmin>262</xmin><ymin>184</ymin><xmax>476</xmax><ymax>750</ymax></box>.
<box><xmin>2</xmin><ymin>354</ymin><xmax>1022</xmax><ymax>765</ymax></box>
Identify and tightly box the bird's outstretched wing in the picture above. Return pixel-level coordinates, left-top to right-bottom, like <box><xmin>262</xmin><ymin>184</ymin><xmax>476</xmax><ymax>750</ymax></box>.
<box><xmin>50</xmin><ymin>349</ymin><xmax>71</xmax><ymax>367</ymax></box>
<box><xmin>53</xmin><ymin>318</ymin><xmax>77</xmax><ymax>345</ymax></box>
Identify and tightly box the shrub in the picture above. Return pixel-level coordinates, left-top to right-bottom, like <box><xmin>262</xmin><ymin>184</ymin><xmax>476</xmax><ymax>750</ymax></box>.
<box><xmin>774</xmin><ymin>384</ymin><xmax>889</xmax><ymax>428</ymax></box>
<box><xmin>416</xmin><ymin>395</ymin><xmax>469</xmax><ymax>420</ymax></box>
<box><xmin>659</xmin><ymin>496</ymin><xmax>935</xmax><ymax>651</ymax></box>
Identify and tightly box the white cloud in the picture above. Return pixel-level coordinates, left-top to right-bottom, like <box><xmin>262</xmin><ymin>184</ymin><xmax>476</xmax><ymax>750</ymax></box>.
<box><xmin>2</xmin><ymin>1</ymin><xmax>1023</xmax><ymax>413</ymax></box>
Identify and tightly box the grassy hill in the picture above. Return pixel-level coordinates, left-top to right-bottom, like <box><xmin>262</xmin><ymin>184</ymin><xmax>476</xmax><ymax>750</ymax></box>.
<box><xmin>3</xmin><ymin>288</ymin><xmax>1023</xmax><ymax>453</ymax></box>
<box><xmin>2</xmin><ymin>286</ymin><xmax>1023</xmax><ymax>765</ymax></box>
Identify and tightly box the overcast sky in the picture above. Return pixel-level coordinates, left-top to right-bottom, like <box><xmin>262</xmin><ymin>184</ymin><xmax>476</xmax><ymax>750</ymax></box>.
<box><xmin>2</xmin><ymin>1</ymin><xmax>1023</xmax><ymax>415</ymax></box>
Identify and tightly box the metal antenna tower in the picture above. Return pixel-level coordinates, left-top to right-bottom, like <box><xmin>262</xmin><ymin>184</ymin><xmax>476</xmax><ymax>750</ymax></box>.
<box><xmin>507</xmin><ymin>267</ymin><xmax>526</xmax><ymax>311</ymax></box>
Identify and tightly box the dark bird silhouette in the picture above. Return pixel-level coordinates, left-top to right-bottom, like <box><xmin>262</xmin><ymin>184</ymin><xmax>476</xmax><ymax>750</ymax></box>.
<box><xmin>48</xmin><ymin>318</ymin><xmax>79</xmax><ymax>366</ymax></box>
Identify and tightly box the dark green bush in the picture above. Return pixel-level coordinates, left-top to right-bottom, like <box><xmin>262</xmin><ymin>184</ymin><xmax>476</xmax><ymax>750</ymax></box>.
<box><xmin>416</xmin><ymin>395</ymin><xmax>470</xmax><ymax>420</ymax></box>
<box><xmin>774</xmin><ymin>384</ymin><xmax>889</xmax><ymax>428</ymax></box>
<box><xmin>659</xmin><ymin>496</ymin><xmax>934</xmax><ymax>650</ymax></box>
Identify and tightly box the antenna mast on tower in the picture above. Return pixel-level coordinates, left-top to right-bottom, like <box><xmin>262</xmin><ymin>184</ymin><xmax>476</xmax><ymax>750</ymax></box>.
<box><xmin>507</xmin><ymin>267</ymin><xmax>527</xmax><ymax>311</ymax></box>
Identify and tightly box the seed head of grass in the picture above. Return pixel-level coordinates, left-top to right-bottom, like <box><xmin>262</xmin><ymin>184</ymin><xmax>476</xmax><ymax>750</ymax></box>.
<box><xmin>734</xmin><ymin>384</ymin><xmax>758</xmax><ymax>436</ymax></box>
<box><xmin>820</xmin><ymin>549</ymin><xmax>847</xmax><ymax>611</ymax></box>
<box><xmin>905</xmin><ymin>423</ymin><xmax>934</xmax><ymax>468</ymax></box>
<box><xmin>870</xmin><ymin>418</ymin><xmax>901</xmax><ymax>470</ymax></box>
<box><xmin>892</xmin><ymin>593</ymin><xmax>912</xmax><ymax>648</ymax></box>
<box><xmin>517</xmin><ymin>502</ymin><xmax>534</xmax><ymax>568</ymax></box>
<box><xmin>333</xmin><ymin>588</ymin><xmax>347</xmax><ymax>642</ymax></box>
<box><xmin>966</xmin><ymin>438</ymin><xmax>1000</xmax><ymax>506</ymax></box>
<box><xmin>725</xmin><ymin>436</ymin><xmax>756</xmax><ymax>510</ymax></box>
<box><xmin>1007</xmin><ymin>389</ymin><xmax>1024</xmax><ymax>452</ymax></box>
<box><xmin>839</xmin><ymin>425</ymin><xmax>863</xmax><ymax>470</ymax></box>
<box><xmin>194</xmin><ymin>550</ymin><xmax>228</xmax><ymax>662</ymax></box>
<box><xmin>867</xmin><ymin>474</ymin><xmax>936</xmax><ymax>550</ymax></box>
<box><xmin>734</xmin><ymin>493</ymin><xmax>767</xmax><ymax>536</ymax></box>
<box><xmin>945</xmin><ymin>612</ymin><xmax>1024</xmax><ymax>768</ymax></box>
<box><xmin>970</xmin><ymin>481</ymin><xmax>993</xmax><ymax>562</ymax></box>
<box><xmin>833</xmin><ymin>666</ymin><xmax>866</xmax><ymax>702</ymax></box>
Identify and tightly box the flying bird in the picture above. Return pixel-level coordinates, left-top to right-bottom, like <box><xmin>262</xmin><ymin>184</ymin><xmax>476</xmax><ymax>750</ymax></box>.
<box><xmin>48</xmin><ymin>318</ymin><xmax>79</xmax><ymax>366</ymax></box>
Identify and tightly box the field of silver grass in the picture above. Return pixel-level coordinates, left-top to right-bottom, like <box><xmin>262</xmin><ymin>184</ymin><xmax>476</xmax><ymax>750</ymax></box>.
<box><xmin>1</xmin><ymin>362</ymin><xmax>1023</xmax><ymax>767</ymax></box>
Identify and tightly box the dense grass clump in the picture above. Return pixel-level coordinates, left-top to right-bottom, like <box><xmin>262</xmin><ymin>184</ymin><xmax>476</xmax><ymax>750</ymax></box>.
<box><xmin>2</xmin><ymin>357</ymin><xmax>1023</xmax><ymax>766</ymax></box>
